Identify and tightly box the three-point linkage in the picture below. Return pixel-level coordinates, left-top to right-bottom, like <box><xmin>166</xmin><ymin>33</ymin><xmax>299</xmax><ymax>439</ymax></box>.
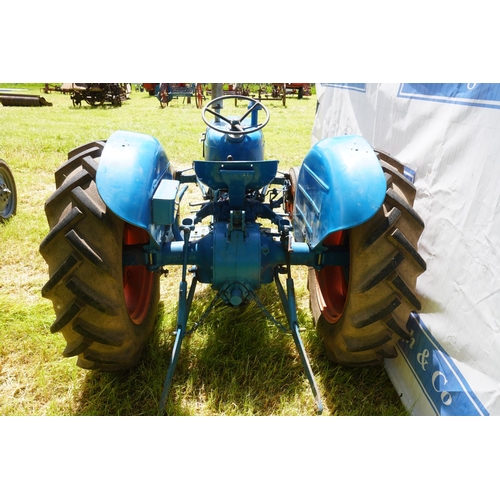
<box><xmin>158</xmin><ymin>218</ymin><xmax>323</xmax><ymax>415</ymax></box>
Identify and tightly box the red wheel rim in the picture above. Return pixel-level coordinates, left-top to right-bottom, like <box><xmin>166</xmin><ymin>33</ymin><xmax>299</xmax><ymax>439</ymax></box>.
<box><xmin>123</xmin><ymin>224</ymin><xmax>154</xmax><ymax>325</ymax></box>
<box><xmin>315</xmin><ymin>231</ymin><xmax>348</xmax><ymax>324</ymax></box>
<box><xmin>285</xmin><ymin>167</ymin><xmax>298</xmax><ymax>217</ymax></box>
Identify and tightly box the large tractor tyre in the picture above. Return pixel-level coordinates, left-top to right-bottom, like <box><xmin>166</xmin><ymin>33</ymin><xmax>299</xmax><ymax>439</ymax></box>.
<box><xmin>39</xmin><ymin>141</ymin><xmax>160</xmax><ymax>371</ymax></box>
<box><xmin>308</xmin><ymin>150</ymin><xmax>426</xmax><ymax>366</ymax></box>
<box><xmin>0</xmin><ymin>159</ymin><xmax>17</xmax><ymax>221</ymax></box>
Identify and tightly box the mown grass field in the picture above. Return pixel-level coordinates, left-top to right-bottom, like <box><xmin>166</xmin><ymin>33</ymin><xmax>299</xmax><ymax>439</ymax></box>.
<box><xmin>0</xmin><ymin>83</ymin><xmax>407</xmax><ymax>416</ymax></box>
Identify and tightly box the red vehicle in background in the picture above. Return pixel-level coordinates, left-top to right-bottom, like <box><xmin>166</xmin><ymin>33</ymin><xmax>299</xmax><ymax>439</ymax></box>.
<box><xmin>142</xmin><ymin>83</ymin><xmax>158</xmax><ymax>96</ymax></box>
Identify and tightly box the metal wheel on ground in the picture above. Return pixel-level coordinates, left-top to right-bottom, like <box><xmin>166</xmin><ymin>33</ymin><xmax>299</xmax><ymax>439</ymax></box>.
<box><xmin>158</xmin><ymin>83</ymin><xmax>169</xmax><ymax>108</ymax></box>
<box><xmin>0</xmin><ymin>159</ymin><xmax>17</xmax><ymax>221</ymax></box>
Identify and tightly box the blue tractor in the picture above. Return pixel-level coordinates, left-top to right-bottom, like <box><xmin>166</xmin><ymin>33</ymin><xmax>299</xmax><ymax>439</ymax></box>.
<box><xmin>40</xmin><ymin>95</ymin><xmax>426</xmax><ymax>413</ymax></box>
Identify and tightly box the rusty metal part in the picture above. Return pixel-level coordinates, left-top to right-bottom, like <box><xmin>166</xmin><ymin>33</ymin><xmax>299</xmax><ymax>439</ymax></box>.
<box><xmin>0</xmin><ymin>93</ymin><xmax>53</xmax><ymax>107</ymax></box>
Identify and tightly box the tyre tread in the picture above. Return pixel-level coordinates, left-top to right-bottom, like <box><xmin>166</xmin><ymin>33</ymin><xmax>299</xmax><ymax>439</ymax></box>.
<box><xmin>309</xmin><ymin>149</ymin><xmax>426</xmax><ymax>365</ymax></box>
<box><xmin>50</xmin><ymin>301</ymin><xmax>82</xmax><ymax>333</ymax></box>
<box><xmin>40</xmin><ymin>142</ymin><xmax>159</xmax><ymax>371</ymax></box>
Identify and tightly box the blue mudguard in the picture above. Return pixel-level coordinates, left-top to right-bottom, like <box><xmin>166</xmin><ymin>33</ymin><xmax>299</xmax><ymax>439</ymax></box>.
<box><xmin>96</xmin><ymin>131</ymin><xmax>174</xmax><ymax>247</ymax></box>
<box><xmin>293</xmin><ymin>135</ymin><xmax>386</xmax><ymax>249</ymax></box>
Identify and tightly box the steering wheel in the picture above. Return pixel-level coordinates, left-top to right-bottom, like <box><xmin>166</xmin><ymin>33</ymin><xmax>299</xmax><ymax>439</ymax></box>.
<box><xmin>202</xmin><ymin>95</ymin><xmax>270</xmax><ymax>135</ymax></box>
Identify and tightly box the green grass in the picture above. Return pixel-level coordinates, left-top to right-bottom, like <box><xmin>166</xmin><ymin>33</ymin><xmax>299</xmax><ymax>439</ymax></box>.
<box><xmin>0</xmin><ymin>83</ymin><xmax>407</xmax><ymax>416</ymax></box>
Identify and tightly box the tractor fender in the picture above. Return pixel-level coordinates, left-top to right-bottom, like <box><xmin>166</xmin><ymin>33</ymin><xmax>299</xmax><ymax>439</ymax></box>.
<box><xmin>96</xmin><ymin>130</ymin><xmax>172</xmax><ymax>243</ymax></box>
<box><xmin>293</xmin><ymin>135</ymin><xmax>386</xmax><ymax>249</ymax></box>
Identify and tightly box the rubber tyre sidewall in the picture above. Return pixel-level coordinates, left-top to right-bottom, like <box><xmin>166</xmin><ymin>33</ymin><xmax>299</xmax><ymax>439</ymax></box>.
<box><xmin>308</xmin><ymin>156</ymin><xmax>426</xmax><ymax>366</ymax></box>
<box><xmin>40</xmin><ymin>142</ymin><xmax>159</xmax><ymax>371</ymax></box>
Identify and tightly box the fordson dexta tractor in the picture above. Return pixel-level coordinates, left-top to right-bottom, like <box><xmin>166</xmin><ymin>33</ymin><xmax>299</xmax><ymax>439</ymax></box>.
<box><xmin>40</xmin><ymin>95</ymin><xmax>426</xmax><ymax>413</ymax></box>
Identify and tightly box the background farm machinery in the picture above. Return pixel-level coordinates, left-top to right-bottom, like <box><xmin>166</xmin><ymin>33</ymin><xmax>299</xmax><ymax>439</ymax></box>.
<box><xmin>254</xmin><ymin>84</ymin><xmax>312</xmax><ymax>105</ymax></box>
<box><xmin>0</xmin><ymin>91</ymin><xmax>52</xmax><ymax>107</ymax></box>
<box><xmin>141</xmin><ymin>84</ymin><xmax>312</xmax><ymax>107</ymax></box>
<box><xmin>39</xmin><ymin>93</ymin><xmax>425</xmax><ymax>414</ymax></box>
<box><xmin>67</xmin><ymin>83</ymin><xmax>129</xmax><ymax>107</ymax></box>
<box><xmin>156</xmin><ymin>83</ymin><xmax>205</xmax><ymax>108</ymax></box>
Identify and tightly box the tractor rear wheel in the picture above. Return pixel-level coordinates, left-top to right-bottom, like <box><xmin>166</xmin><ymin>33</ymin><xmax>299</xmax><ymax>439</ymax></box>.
<box><xmin>308</xmin><ymin>150</ymin><xmax>426</xmax><ymax>365</ymax></box>
<box><xmin>39</xmin><ymin>141</ymin><xmax>160</xmax><ymax>370</ymax></box>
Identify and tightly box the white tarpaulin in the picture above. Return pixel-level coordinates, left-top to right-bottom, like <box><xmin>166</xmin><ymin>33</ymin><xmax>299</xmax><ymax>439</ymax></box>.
<box><xmin>313</xmin><ymin>83</ymin><xmax>500</xmax><ymax>416</ymax></box>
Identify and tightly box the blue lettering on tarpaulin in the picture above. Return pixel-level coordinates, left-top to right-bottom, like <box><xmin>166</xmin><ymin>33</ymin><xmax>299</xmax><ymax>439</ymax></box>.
<box><xmin>397</xmin><ymin>313</ymin><xmax>489</xmax><ymax>416</ymax></box>
<box><xmin>397</xmin><ymin>83</ymin><xmax>500</xmax><ymax>109</ymax></box>
<box><xmin>403</xmin><ymin>166</ymin><xmax>416</xmax><ymax>184</ymax></box>
<box><xmin>320</xmin><ymin>83</ymin><xmax>366</xmax><ymax>93</ymax></box>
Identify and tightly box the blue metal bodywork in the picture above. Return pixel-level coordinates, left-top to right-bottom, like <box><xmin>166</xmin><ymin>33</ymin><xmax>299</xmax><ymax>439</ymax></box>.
<box><xmin>97</xmin><ymin>131</ymin><xmax>385</xmax><ymax>279</ymax></box>
<box><xmin>203</xmin><ymin>101</ymin><xmax>266</xmax><ymax>161</ymax></box>
<box><xmin>194</xmin><ymin>159</ymin><xmax>278</xmax><ymax>208</ymax></box>
<box><xmin>293</xmin><ymin>135</ymin><xmax>386</xmax><ymax>249</ymax></box>
<box><xmin>94</xmin><ymin>101</ymin><xmax>387</xmax><ymax>414</ymax></box>
<box><xmin>96</xmin><ymin>130</ymin><xmax>174</xmax><ymax>248</ymax></box>
<box><xmin>203</xmin><ymin>122</ymin><xmax>265</xmax><ymax>161</ymax></box>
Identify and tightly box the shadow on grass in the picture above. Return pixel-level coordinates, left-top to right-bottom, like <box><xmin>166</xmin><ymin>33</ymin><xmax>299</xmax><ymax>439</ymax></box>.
<box><xmin>309</xmin><ymin>343</ymin><xmax>408</xmax><ymax>416</ymax></box>
<box><xmin>74</xmin><ymin>285</ymin><xmax>407</xmax><ymax>416</ymax></box>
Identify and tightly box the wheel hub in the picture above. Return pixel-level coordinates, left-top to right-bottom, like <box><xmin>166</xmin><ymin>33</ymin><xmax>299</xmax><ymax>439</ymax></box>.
<box><xmin>0</xmin><ymin>182</ymin><xmax>11</xmax><ymax>212</ymax></box>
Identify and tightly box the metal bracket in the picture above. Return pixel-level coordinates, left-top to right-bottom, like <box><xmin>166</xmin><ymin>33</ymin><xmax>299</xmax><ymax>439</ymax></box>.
<box><xmin>159</xmin><ymin>222</ymin><xmax>197</xmax><ymax>415</ymax></box>
<box><xmin>159</xmin><ymin>220</ymin><xmax>323</xmax><ymax>414</ymax></box>
<box><xmin>274</xmin><ymin>228</ymin><xmax>323</xmax><ymax>414</ymax></box>
<box><xmin>229</xmin><ymin>210</ymin><xmax>245</xmax><ymax>238</ymax></box>
<box><xmin>274</xmin><ymin>269</ymin><xmax>323</xmax><ymax>414</ymax></box>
